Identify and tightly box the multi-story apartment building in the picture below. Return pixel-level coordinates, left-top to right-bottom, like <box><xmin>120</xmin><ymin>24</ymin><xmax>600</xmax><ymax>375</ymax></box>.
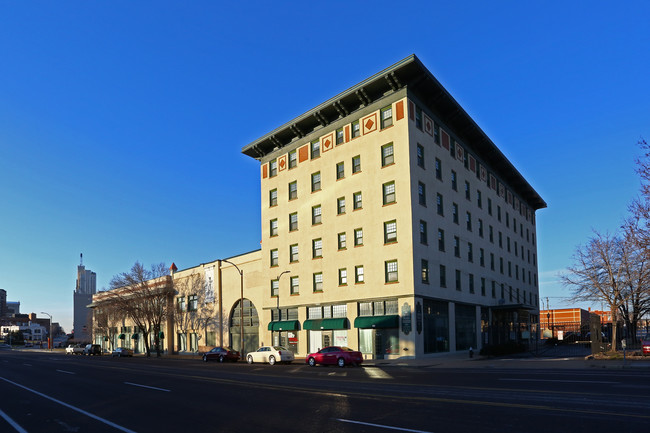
<box><xmin>243</xmin><ymin>54</ymin><xmax>545</xmax><ymax>359</ymax></box>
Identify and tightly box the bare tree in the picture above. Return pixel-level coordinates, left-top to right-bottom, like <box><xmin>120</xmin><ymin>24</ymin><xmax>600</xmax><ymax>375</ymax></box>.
<box><xmin>561</xmin><ymin>232</ymin><xmax>631</xmax><ymax>349</ymax></box>
<box><xmin>91</xmin><ymin>302</ymin><xmax>126</xmax><ymax>351</ymax></box>
<box><xmin>172</xmin><ymin>271</ymin><xmax>222</xmax><ymax>352</ymax></box>
<box><xmin>107</xmin><ymin>262</ymin><xmax>174</xmax><ymax>357</ymax></box>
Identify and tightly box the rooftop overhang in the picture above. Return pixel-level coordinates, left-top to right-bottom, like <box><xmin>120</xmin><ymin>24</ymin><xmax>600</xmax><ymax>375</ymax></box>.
<box><xmin>242</xmin><ymin>54</ymin><xmax>545</xmax><ymax>210</ymax></box>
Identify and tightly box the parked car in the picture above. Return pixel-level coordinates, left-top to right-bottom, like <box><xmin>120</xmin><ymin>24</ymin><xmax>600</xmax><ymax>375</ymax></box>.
<box><xmin>66</xmin><ymin>344</ymin><xmax>85</xmax><ymax>355</ymax></box>
<box><xmin>202</xmin><ymin>346</ymin><xmax>240</xmax><ymax>363</ymax></box>
<box><xmin>306</xmin><ymin>346</ymin><xmax>363</xmax><ymax>367</ymax></box>
<box><xmin>83</xmin><ymin>344</ymin><xmax>102</xmax><ymax>356</ymax></box>
<box><xmin>642</xmin><ymin>340</ymin><xmax>650</xmax><ymax>356</ymax></box>
<box><xmin>246</xmin><ymin>346</ymin><xmax>294</xmax><ymax>365</ymax></box>
<box><xmin>0</xmin><ymin>343</ymin><xmax>11</xmax><ymax>350</ymax></box>
<box><xmin>111</xmin><ymin>347</ymin><xmax>134</xmax><ymax>357</ymax></box>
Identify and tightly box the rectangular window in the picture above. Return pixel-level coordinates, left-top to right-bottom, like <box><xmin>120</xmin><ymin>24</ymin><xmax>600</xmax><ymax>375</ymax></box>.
<box><xmin>290</xmin><ymin>244</ymin><xmax>298</xmax><ymax>263</ymax></box>
<box><xmin>188</xmin><ymin>295</ymin><xmax>198</xmax><ymax>311</ymax></box>
<box><xmin>480</xmin><ymin>248</ymin><xmax>485</xmax><ymax>267</ymax></box>
<box><xmin>418</xmin><ymin>182</ymin><xmax>426</xmax><ymax>206</ymax></box>
<box><xmin>490</xmin><ymin>253</ymin><xmax>495</xmax><ymax>271</ymax></box>
<box><xmin>312</xmin><ymin>238</ymin><xmax>322</xmax><ymax>258</ymax></box>
<box><xmin>289</xmin><ymin>212</ymin><xmax>298</xmax><ymax>231</ymax></box>
<box><xmin>312</xmin><ymin>205</ymin><xmax>321</xmax><ymax>225</ymax></box>
<box><xmin>434</xmin><ymin>123</ymin><xmax>440</xmax><ymax>144</ymax></box>
<box><xmin>270</xmin><ymin>219</ymin><xmax>278</xmax><ymax>237</ymax></box>
<box><xmin>269</xmin><ymin>159</ymin><xmax>278</xmax><ymax>177</ymax></box>
<box><xmin>438</xmin><ymin>229</ymin><xmax>445</xmax><ymax>251</ymax></box>
<box><xmin>440</xmin><ymin>265</ymin><xmax>446</xmax><ymax>287</ymax></box>
<box><xmin>337</xmin><ymin>197</ymin><xmax>346</xmax><ymax>214</ymax></box>
<box><xmin>435</xmin><ymin>158</ymin><xmax>442</xmax><ymax>180</ymax></box>
<box><xmin>354</xmin><ymin>228</ymin><xmax>363</xmax><ymax>246</ymax></box>
<box><xmin>288</xmin><ymin>150</ymin><xmax>297</xmax><ymax>169</ymax></box>
<box><xmin>468</xmin><ymin>242</ymin><xmax>473</xmax><ymax>262</ymax></box>
<box><xmin>269</xmin><ymin>189</ymin><xmax>278</xmax><ymax>207</ymax></box>
<box><xmin>336</xmin><ymin>162</ymin><xmax>345</xmax><ymax>180</ymax></box>
<box><xmin>290</xmin><ymin>276</ymin><xmax>299</xmax><ymax>295</ymax></box>
<box><xmin>385</xmin><ymin>260</ymin><xmax>398</xmax><ymax>283</ymax></box>
<box><xmin>352</xmin><ymin>155</ymin><xmax>361</xmax><ymax>173</ymax></box>
<box><xmin>383</xmin><ymin>181</ymin><xmax>396</xmax><ymax>204</ymax></box>
<box><xmin>384</xmin><ymin>220</ymin><xmax>397</xmax><ymax>243</ymax></box>
<box><xmin>336</xmin><ymin>127</ymin><xmax>344</xmax><ymax>145</ymax></box>
<box><xmin>452</xmin><ymin>203</ymin><xmax>459</xmax><ymax>224</ymax></box>
<box><xmin>339</xmin><ymin>268</ymin><xmax>348</xmax><ymax>285</ymax></box>
<box><xmin>437</xmin><ymin>193</ymin><xmax>444</xmax><ymax>216</ymax></box>
<box><xmin>271</xmin><ymin>279</ymin><xmax>279</xmax><ymax>297</ymax></box>
<box><xmin>481</xmin><ymin>277</ymin><xmax>486</xmax><ymax>296</ymax></box>
<box><xmin>415</xmin><ymin>106</ymin><xmax>422</xmax><ymax>130</ymax></box>
<box><xmin>489</xmin><ymin>226</ymin><xmax>494</xmax><ymax>243</ymax></box>
<box><xmin>451</xmin><ymin>170</ymin><xmax>457</xmax><ymax>191</ymax></box>
<box><xmin>353</xmin><ymin>191</ymin><xmax>362</xmax><ymax>210</ymax></box>
<box><xmin>338</xmin><ymin>232</ymin><xmax>346</xmax><ymax>250</ymax></box>
<box><xmin>311</xmin><ymin>172</ymin><xmax>321</xmax><ymax>192</ymax></box>
<box><xmin>421</xmin><ymin>259</ymin><xmax>429</xmax><ymax>283</ymax></box>
<box><xmin>469</xmin><ymin>274</ymin><xmax>475</xmax><ymax>294</ymax></box>
<box><xmin>478</xmin><ymin>219</ymin><xmax>484</xmax><ymax>237</ymax></box>
<box><xmin>488</xmin><ymin>198</ymin><xmax>492</xmax><ymax>215</ymax></box>
<box><xmin>466</xmin><ymin>212</ymin><xmax>472</xmax><ymax>231</ymax></box>
<box><xmin>355</xmin><ymin>265</ymin><xmax>364</xmax><ymax>283</ymax></box>
<box><xmin>351</xmin><ymin>120</ymin><xmax>360</xmax><ymax>138</ymax></box>
<box><xmin>465</xmin><ymin>181</ymin><xmax>470</xmax><ymax>200</ymax></box>
<box><xmin>381</xmin><ymin>143</ymin><xmax>394</xmax><ymax>166</ymax></box>
<box><xmin>417</xmin><ymin>144</ymin><xmax>425</xmax><ymax>168</ymax></box>
<box><xmin>492</xmin><ymin>281</ymin><xmax>496</xmax><ymax>298</ymax></box>
<box><xmin>270</xmin><ymin>249</ymin><xmax>278</xmax><ymax>267</ymax></box>
<box><xmin>477</xmin><ymin>190</ymin><xmax>482</xmax><ymax>208</ymax></box>
<box><xmin>455</xmin><ymin>269</ymin><xmax>461</xmax><ymax>291</ymax></box>
<box><xmin>420</xmin><ymin>220</ymin><xmax>428</xmax><ymax>244</ymax></box>
<box><xmin>177</xmin><ymin>296</ymin><xmax>186</xmax><ymax>312</ymax></box>
<box><xmin>381</xmin><ymin>105</ymin><xmax>393</xmax><ymax>128</ymax></box>
<box><xmin>311</xmin><ymin>140</ymin><xmax>320</xmax><ymax>159</ymax></box>
<box><xmin>313</xmin><ymin>273</ymin><xmax>323</xmax><ymax>292</ymax></box>
<box><xmin>288</xmin><ymin>181</ymin><xmax>297</xmax><ymax>200</ymax></box>
<box><xmin>454</xmin><ymin>236</ymin><xmax>460</xmax><ymax>257</ymax></box>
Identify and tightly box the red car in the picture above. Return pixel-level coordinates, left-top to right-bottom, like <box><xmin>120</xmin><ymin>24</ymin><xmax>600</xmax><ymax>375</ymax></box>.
<box><xmin>642</xmin><ymin>340</ymin><xmax>650</xmax><ymax>356</ymax></box>
<box><xmin>306</xmin><ymin>346</ymin><xmax>363</xmax><ymax>367</ymax></box>
<box><xmin>202</xmin><ymin>347</ymin><xmax>240</xmax><ymax>363</ymax></box>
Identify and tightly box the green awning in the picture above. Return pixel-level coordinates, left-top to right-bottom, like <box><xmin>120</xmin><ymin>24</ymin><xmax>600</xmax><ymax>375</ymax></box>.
<box><xmin>303</xmin><ymin>318</ymin><xmax>349</xmax><ymax>330</ymax></box>
<box><xmin>118</xmin><ymin>333</ymin><xmax>125</xmax><ymax>340</ymax></box>
<box><xmin>267</xmin><ymin>320</ymin><xmax>301</xmax><ymax>331</ymax></box>
<box><xmin>354</xmin><ymin>315</ymin><xmax>399</xmax><ymax>329</ymax></box>
<box><xmin>158</xmin><ymin>332</ymin><xmax>164</xmax><ymax>339</ymax></box>
<box><xmin>132</xmin><ymin>334</ymin><xmax>139</xmax><ymax>339</ymax></box>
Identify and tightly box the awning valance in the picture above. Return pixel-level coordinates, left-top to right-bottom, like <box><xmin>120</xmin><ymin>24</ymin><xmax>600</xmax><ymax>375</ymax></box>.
<box><xmin>118</xmin><ymin>333</ymin><xmax>125</xmax><ymax>340</ymax></box>
<box><xmin>354</xmin><ymin>315</ymin><xmax>399</xmax><ymax>329</ymax></box>
<box><xmin>303</xmin><ymin>318</ymin><xmax>348</xmax><ymax>330</ymax></box>
<box><xmin>267</xmin><ymin>320</ymin><xmax>301</xmax><ymax>331</ymax></box>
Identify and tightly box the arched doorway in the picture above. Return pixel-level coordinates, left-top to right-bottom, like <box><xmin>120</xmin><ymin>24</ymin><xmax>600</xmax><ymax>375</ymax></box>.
<box><xmin>229</xmin><ymin>298</ymin><xmax>259</xmax><ymax>356</ymax></box>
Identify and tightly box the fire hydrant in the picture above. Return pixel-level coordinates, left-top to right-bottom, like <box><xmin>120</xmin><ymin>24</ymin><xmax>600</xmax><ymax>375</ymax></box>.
<box><xmin>469</xmin><ymin>347</ymin><xmax>474</xmax><ymax>358</ymax></box>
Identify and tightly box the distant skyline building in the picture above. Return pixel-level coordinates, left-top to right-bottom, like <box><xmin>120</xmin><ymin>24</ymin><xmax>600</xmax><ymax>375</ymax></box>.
<box><xmin>0</xmin><ymin>289</ymin><xmax>6</xmax><ymax>317</ymax></box>
<box><xmin>73</xmin><ymin>253</ymin><xmax>96</xmax><ymax>341</ymax></box>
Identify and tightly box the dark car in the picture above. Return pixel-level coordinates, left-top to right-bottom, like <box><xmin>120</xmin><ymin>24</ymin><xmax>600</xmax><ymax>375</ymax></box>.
<box><xmin>111</xmin><ymin>347</ymin><xmax>134</xmax><ymax>357</ymax></box>
<box><xmin>306</xmin><ymin>346</ymin><xmax>363</xmax><ymax>367</ymax></box>
<box><xmin>83</xmin><ymin>344</ymin><xmax>102</xmax><ymax>356</ymax></box>
<box><xmin>202</xmin><ymin>346</ymin><xmax>240</xmax><ymax>363</ymax></box>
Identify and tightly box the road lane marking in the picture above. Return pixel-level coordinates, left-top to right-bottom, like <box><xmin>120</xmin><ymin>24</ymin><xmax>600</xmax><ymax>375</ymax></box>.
<box><xmin>124</xmin><ymin>382</ymin><xmax>170</xmax><ymax>392</ymax></box>
<box><xmin>56</xmin><ymin>370</ymin><xmax>75</xmax><ymax>375</ymax></box>
<box><xmin>364</xmin><ymin>367</ymin><xmax>392</xmax><ymax>379</ymax></box>
<box><xmin>336</xmin><ymin>418</ymin><xmax>433</xmax><ymax>432</ymax></box>
<box><xmin>0</xmin><ymin>409</ymin><xmax>28</xmax><ymax>433</ymax></box>
<box><xmin>22</xmin><ymin>364</ymin><xmax>32</xmax><ymax>366</ymax></box>
<box><xmin>499</xmin><ymin>378</ymin><xmax>618</xmax><ymax>384</ymax></box>
<box><xmin>0</xmin><ymin>376</ymin><xmax>137</xmax><ymax>433</ymax></box>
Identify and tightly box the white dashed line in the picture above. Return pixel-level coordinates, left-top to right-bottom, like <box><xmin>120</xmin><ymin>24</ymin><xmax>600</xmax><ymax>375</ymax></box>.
<box><xmin>336</xmin><ymin>418</ymin><xmax>433</xmax><ymax>432</ymax></box>
<box><xmin>124</xmin><ymin>382</ymin><xmax>170</xmax><ymax>392</ymax></box>
<box><xmin>0</xmin><ymin>409</ymin><xmax>28</xmax><ymax>433</ymax></box>
<box><xmin>56</xmin><ymin>370</ymin><xmax>75</xmax><ymax>375</ymax></box>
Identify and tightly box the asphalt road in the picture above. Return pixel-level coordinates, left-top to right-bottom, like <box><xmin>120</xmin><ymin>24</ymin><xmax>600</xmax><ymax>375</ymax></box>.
<box><xmin>1</xmin><ymin>350</ymin><xmax>649</xmax><ymax>433</ymax></box>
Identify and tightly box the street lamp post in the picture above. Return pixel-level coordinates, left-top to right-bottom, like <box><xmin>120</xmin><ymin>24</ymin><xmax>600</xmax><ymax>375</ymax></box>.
<box><xmin>41</xmin><ymin>312</ymin><xmax>52</xmax><ymax>351</ymax></box>
<box><xmin>275</xmin><ymin>271</ymin><xmax>290</xmax><ymax>346</ymax></box>
<box><xmin>221</xmin><ymin>259</ymin><xmax>244</xmax><ymax>356</ymax></box>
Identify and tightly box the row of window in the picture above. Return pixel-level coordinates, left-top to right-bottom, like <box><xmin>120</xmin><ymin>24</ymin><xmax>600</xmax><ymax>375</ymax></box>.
<box><xmin>412</xmin><ymin>101</ymin><xmax>535</xmax><ymax>225</ymax></box>
<box><xmin>270</xmin><ymin>263</ymin><xmax>369</xmax><ymax>296</ymax></box>
<box><xmin>176</xmin><ymin>295</ymin><xmax>198</xmax><ymax>312</ymax></box>
<box><xmin>272</xmin><ymin>299</ymin><xmax>399</xmax><ymax>322</ymax></box>
<box><xmin>267</xmin><ymin>106</ymin><xmax>395</xmax><ymax>178</ymax></box>
<box><xmin>420</xmin><ymin>260</ymin><xmax>538</xmax><ymax>305</ymax></box>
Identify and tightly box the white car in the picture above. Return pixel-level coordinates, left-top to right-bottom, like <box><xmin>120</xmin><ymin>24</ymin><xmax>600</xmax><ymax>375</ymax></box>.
<box><xmin>246</xmin><ymin>346</ymin><xmax>294</xmax><ymax>365</ymax></box>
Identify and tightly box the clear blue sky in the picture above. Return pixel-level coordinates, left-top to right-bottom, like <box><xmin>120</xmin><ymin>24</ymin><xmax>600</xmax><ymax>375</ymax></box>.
<box><xmin>1</xmin><ymin>1</ymin><xmax>648</xmax><ymax>333</ymax></box>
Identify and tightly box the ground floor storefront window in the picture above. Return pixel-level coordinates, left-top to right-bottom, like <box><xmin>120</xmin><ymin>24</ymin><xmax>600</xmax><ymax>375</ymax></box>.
<box><xmin>358</xmin><ymin>328</ymin><xmax>399</xmax><ymax>359</ymax></box>
<box><xmin>273</xmin><ymin>330</ymin><xmax>299</xmax><ymax>354</ymax></box>
<box><xmin>177</xmin><ymin>333</ymin><xmax>187</xmax><ymax>351</ymax></box>
<box><xmin>308</xmin><ymin>330</ymin><xmax>348</xmax><ymax>353</ymax></box>
<box><xmin>423</xmin><ymin>300</ymin><xmax>449</xmax><ymax>353</ymax></box>
<box><xmin>455</xmin><ymin>304</ymin><xmax>477</xmax><ymax>351</ymax></box>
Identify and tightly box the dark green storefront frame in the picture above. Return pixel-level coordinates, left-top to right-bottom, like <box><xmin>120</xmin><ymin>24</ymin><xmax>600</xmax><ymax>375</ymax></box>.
<box><xmin>353</xmin><ymin>315</ymin><xmax>399</xmax><ymax>329</ymax></box>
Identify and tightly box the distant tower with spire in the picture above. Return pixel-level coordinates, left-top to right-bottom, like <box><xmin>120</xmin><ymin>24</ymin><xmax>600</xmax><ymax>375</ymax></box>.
<box><xmin>73</xmin><ymin>253</ymin><xmax>97</xmax><ymax>341</ymax></box>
